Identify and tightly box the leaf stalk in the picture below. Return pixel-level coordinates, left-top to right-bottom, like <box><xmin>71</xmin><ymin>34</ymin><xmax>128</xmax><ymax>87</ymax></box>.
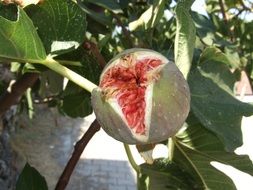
<box><xmin>40</xmin><ymin>57</ymin><xmax>98</xmax><ymax>93</ymax></box>
<box><xmin>124</xmin><ymin>143</ymin><xmax>140</xmax><ymax>173</ymax></box>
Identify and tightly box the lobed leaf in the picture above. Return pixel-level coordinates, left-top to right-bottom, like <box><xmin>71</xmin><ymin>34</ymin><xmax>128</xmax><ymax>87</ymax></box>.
<box><xmin>174</xmin><ymin>115</ymin><xmax>253</xmax><ymax>189</ymax></box>
<box><xmin>189</xmin><ymin>47</ymin><xmax>253</xmax><ymax>151</ymax></box>
<box><xmin>25</xmin><ymin>0</ymin><xmax>87</xmax><ymax>55</ymax></box>
<box><xmin>0</xmin><ymin>4</ymin><xmax>47</xmax><ymax>62</ymax></box>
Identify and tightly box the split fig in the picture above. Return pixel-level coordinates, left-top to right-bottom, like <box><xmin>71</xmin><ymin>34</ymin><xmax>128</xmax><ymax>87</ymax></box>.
<box><xmin>91</xmin><ymin>48</ymin><xmax>190</xmax><ymax>144</ymax></box>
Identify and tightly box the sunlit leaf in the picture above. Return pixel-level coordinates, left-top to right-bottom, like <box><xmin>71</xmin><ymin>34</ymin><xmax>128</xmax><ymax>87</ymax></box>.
<box><xmin>199</xmin><ymin>46</ymin><xmax>230</xmax><ymax>66</ymax></box>
<box><xmin>174</xmin><ymin>114</ymin><xmax>253</xmax><ymax>189</ymax></box>
<box><xmin>174</xmin><ymin>0</ymin><xmax>196</xmax><ymax>78</ymax></box>
<box><xmin>129</xmin><ymin>0</ymin><xmax>166</xmax><ymax>31</ymax></box>
<box><xmin>0</xmin><ymin>4</ymin><xmax>47</xmax><ymax>62</ymax></box>
<box><xmin>189</xmin><ymin>47</ymin><xmax>253</xmax><ymax>151</ymax></box>
<box><xmin>25</xmin><ymin>0</ymin><xmax>87</xmax><ymax>55</ymax></box>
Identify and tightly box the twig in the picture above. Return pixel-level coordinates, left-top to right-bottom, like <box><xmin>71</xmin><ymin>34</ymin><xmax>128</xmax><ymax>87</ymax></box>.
<box><xmin>239</xmin><ymin>0</ymin><xmax>252</xmax><ymax>11</ymax></box>
<box><xmin>218</xmin><ymin>0</ymin><xmax>228</xmax><ymax>24</ymax></box>
<box><xmin>231</xmin><ymin>0</ymin><xmax>253</xmax><ymax>19</ymax></box>
<box><xmin>0</xmin><ymin>73</ymin><xmax>39</xmax><ymax>117</ymax></box>
<box><xmin>111</xmin><ymin>12</ymin><xmax>134</xmax><ymax>48</ymax></box>
<box><xmin>83</xmin><ymin>41</ymin><xmax>107</xmax><ymax>68</ymax></box>
<box><xmin>218</xmin><ymin>0</ymin><xmax>235</xmax><ymax>42</ymax></box>
<box><xmin>232</xmin><ymin>8</ymin><xmax>245</xmax><ymax>19</ymax></box>
<box><xmin>55</xmin><ymin>120</ymin><xmax>101</xmax><ymax>190</ymax></box>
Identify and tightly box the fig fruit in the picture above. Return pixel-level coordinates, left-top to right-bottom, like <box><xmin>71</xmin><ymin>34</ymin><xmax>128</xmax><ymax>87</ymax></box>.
<box><xmin>91</xmin><ymin>48</ymin><xmax>190</xmax><ymax>144</ymax></box>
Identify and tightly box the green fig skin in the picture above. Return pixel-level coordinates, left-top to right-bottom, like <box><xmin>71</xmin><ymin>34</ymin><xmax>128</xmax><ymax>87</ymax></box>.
<box><xmin>148</xmin><ymin>62</ymin><xmax>190</xmax><ymax>143</ymax></box>
<box><xmin>91</xmin><ymin>48</ymin><xmax>190</xmax><ymax>144</ymax></box>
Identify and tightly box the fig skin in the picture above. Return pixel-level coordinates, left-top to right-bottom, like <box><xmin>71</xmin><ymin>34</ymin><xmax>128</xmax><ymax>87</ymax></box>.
<box><xmin>91</xmin><ymin>48</ymin><xmax>190</xmax><ymax>144</ymax></box>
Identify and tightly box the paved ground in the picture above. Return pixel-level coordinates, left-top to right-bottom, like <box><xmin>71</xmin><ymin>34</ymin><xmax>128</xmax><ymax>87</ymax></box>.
<box><xmin>11</xmin><ymin>107</ymin><xmax>138</xmax><ymax>190</ymax></box>
<box><xmin>63</xmin><ymin>114</ymin><xmax>137</xmax><ymax>190</ymax></box>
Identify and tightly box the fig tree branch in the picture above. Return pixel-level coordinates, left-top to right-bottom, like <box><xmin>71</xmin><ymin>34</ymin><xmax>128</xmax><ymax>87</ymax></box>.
<box><xmin>231</xmin><ymin>0</ymin><xmax>253</xmax><ymax>19</ymax></box>
<box><xmin>55</xmin><ymin>119</ymin><xmax>101</xmax><ymax>190</ymax></box>
<box><xmin>218</xmin><ymin>0</ymin><xmax>235</xmax><ymax>42</ymax></box>
<box><xmin>83</xmin><ymin>41</ymin><xmax>106</xmax><ymax>68</ymax></box>
<box><xmin>218</xmin><ymin>0</ymin><xmax>228</xmax><ymax>24</ymax></box>
<box><xmin>239</xmin><ymin>0</ymin><xmax>252</xmax><ymax>11</ymax></box>
<box><xmin>111</xmin><ymin>12</ymin><xmax>134</xmax><ymax>48</ymax></box>
<box><xmin>0</xmin><ymin>72</ymin><xmax>39</xmax><ymax>117</ymax></box>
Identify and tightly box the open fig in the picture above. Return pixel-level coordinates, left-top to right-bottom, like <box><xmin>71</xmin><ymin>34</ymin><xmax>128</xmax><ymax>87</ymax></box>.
<box><xmin>91</xmin><ymin>48</ymin><xmax>190</xmax><ymax>144</ymax></box>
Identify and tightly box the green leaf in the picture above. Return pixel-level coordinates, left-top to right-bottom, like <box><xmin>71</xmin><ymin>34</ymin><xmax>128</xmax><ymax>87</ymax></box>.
<box><xmin>174</xmin><ymin>115</ymin><xmax>253</xmax><ymax>190</ymax></box>
<box><xmin>118</xmin><ymin>0</ymin><xmax>129</xmax><ymax>9</ymax></box>
<box><xmin>138</xmin><ymin>159</ymin><xmax>198</xmax><ymax>190</ymax></box>
<box><xmin>25</xmin><ymin>0</ymin><xmax>86</xmax><ymax>55</ymax></box>
<box><xmin>56</xmin><ymin>46</ymin><xmax>102</xmax><ymax>84</ymax></box>
<box><xmin>62</xmin><ymin>90</ymin><xmax>92</xmax><ymax>118</ymax></box>
<box><xmin>129</xmin><ymin>0</ymin><xmax>166</xmax><ymax>31</ymax></box>
<box><xmin>189</xmin><ymin>47</ymin><xmax>253</xmax><ymax>151</ymax></box>
<box><xmin>87</xmin><ymin>0</ymin><xmax>122</xmax><ymax>13</ymax></box>
<box><xmin>16</xmin><ymin>163</ymin><xmax>48</xmax><ymax>190</ymax></box>
<box><xmin>0</xmin><ymin>4</ymin><xmax>47</xmax><ymax>62</ymax></box>
<box><xmin>191</xmin><ymin>11</ymin><xmax>216</xmax><ymax>46</ymax></box>
<box><xmin>191</xmin><ymin>12</ymin><xmax>231</xmax><ymax>47</ymax></box>
<box><xmin>224</xmin><ymin>46</ymin><xmax>241</xmax><ymax>69</ymax></box>
<box><xmin>86</xmin><ymin>16</ymin><xmax>110</xmax><ymax>34</ymax></box>
<box><xmin>174</xmin><ymin>0</ymin><xmax>196</xmax><ymax>78</ymax></box>
<box><xmin>199</xmin><ymin>47</ymin><xmax>230</xmax><ymax>66</ymax></box>
<box><xmin>77</xmin><ymin>0</ymin><xmax>112</xmax><ymax>26</ymax></box>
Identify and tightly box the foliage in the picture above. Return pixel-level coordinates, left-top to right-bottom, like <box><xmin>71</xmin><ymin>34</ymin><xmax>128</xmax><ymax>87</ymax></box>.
<box><xmin>16</xmin><ymin>163</ymin><xmax>48</xmax><ymax>190</ymax></box>
<box><xmin>0</xmin><ymin>0</ymin><xmax>253</xmax><ymax>189</ymax></box>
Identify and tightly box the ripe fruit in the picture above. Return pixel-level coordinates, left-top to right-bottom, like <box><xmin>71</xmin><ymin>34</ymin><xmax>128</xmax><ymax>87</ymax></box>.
<box><xmin>91</xmin><ymin>48</ymin><xmax>190</xmax><ymax>144</ymax></box>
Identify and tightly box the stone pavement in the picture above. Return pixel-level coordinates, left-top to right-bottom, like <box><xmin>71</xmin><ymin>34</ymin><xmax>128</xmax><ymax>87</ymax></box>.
<box><xmin>64</xmin><ymin>114</ymin><xmax>137</xmax><ymax>190</ymax></box>
<box><xmin>11</xmin><ymin>107</ymin><xmax>139</xmax><ymax>190</ymax></box>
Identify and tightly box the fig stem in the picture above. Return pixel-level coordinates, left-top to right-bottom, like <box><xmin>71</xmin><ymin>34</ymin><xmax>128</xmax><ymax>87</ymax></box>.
<box><xmin>168</xmin><ymin>138</ymin><xmax>175</xmax><ymax>161</ymax></box>
<box><xmin>124</xmin><ymin>144</ymin><xmax>140</xmax><ymax>173</ymax></box>
<box><xmin>40</xmin><ymin>57</ymin><xmax>98</xmax><ymax>93</ymax></box>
